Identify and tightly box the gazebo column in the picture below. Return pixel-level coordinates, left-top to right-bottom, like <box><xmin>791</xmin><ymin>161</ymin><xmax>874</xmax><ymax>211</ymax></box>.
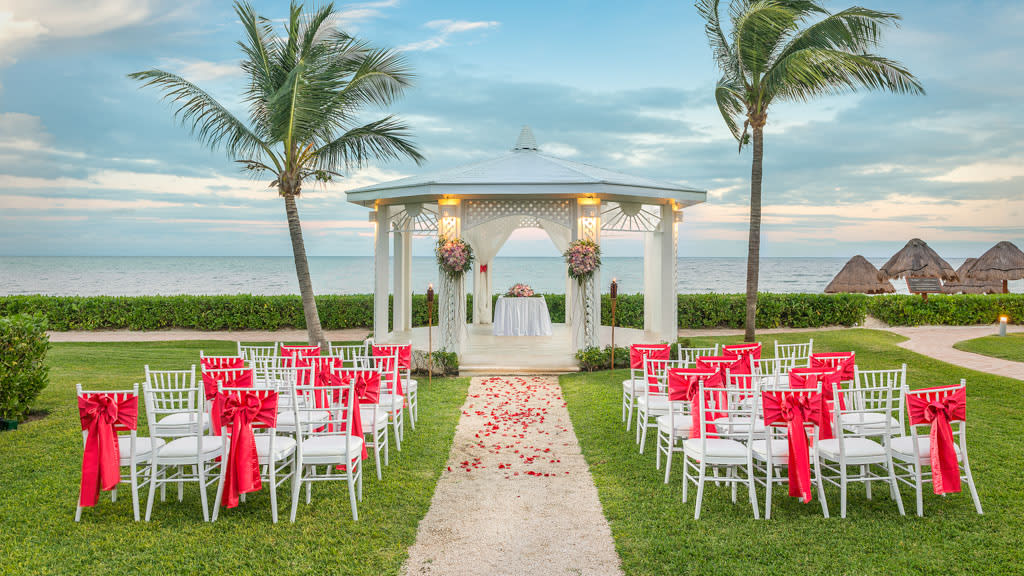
<box><xmin>656</xmin><ymin>204</ymin><xmax>681</xmax><ymax>341</ymax></box>
<box><xmin>571</xmin><ymin>198</ymin><xmax>601</xmax><ymax>351</ymax></box>
<box><xmin>643</xmin><ymin>229</ymin><xmax>659</xmax><ymax>333</ymax></box>
<box><xmin>373</xmin><ymin>205</ymin><xmax>390</xmax><ymax>340</ymax></box>
<box><xmin>438</xmin><ymin>199</ymin><xmax>466</xmax><ymax>354</ymax></box>
<box><xmin>392</xmin><ymin>217</ymin><xmax>412</xmax><ymax>334</ymax></box>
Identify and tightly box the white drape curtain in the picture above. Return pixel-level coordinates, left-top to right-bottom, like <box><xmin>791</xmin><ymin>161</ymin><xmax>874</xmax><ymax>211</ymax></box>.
<box><xmin>465</xmin><ymin>218</ymin><xmax>518</xmax><ymax>325</ymax></box>
<box><xmin>464</xmin><ymin>217</ymin><xmax>572</xmax><ymax>325</ymax></box>
<box><xmin>538</xmin><ymin>219</ymin><xmax>573</xmax><ymax>321</ymax></box>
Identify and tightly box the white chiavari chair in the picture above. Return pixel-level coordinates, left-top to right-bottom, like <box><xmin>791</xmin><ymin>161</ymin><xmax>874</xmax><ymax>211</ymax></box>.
<box><xmin>75</xmin><ymin>384</ymin><xmax>162</xmax><ymax>522</ymax></box>
<box><xmin>143</xmin><ymin>370</ymin><xmax>223</xmax><ymax>522</ymax></box>
<box><xmin>365</xmin><ymin>351</ymin><xmax>404</xmax><ymax>451</ymax></box>
<box><xmin>636</xmin><ymin>357</ymin><xmax>683</xmax><ymax>453</ymax></box>
<box><xmin>677</xmin><ymin>344</ymin><xmax>720</xmax><ymax>365</ymax></box>
<box><xmin>289</xmin><ymin>365</ymin><xmax>363</xmax><ymax>521</ymax></box>
<box><xmin>623</xmin><ymin>344</ymin><xmax>671</xmax><ymax>432</ymax></box>
<box><xmin>774</xmin><ymin>339</ymin><xmax>814</xmax><ymax>367</ymax></box>
<box><xmin>237</xmin><ymin>342</ymin><xmax>279</xmax><ymax>367</ymax></box>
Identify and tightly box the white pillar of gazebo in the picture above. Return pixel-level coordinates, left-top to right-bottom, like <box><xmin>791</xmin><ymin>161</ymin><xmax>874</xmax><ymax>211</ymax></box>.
<box><xmin>373</xmin><ymin>206</ymin><xmax>390</xmax><ymax>340</ymax></box>
<box><xmin>392</xmin><ymin>214</ymin><xmax>412</xmax><ymax>334</ymax></box>
<box><xmin>438</xmin><ymin>199</ymin><xmax>466</xmax><ymax>354</ymax></box>
<box><xmin>642</xmin><ymin>204</ymin><xmax>680</xmax><ymax>341</ymax></box>
<box><xmin>571</xmin><ymin>198</ymin><xmax>601</xmax><ymax>351</ymax></box>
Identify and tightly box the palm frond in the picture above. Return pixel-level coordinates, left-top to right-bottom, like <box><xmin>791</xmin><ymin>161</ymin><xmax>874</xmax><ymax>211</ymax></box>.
<box><xmin>763</xmin><ymin>48</ymin><xmax>925</xmax><ymax>103</ymax></box>
<box><xmin>235</xmin><ymin>2</ymin><xmax>279</xmax><ymax>141</ymax></box>
<box><xmin>127</xmin><ymin>69</ymin><xmax>268</xmax><ymax>159</ymax></box>
<box><xmin>312</xmin><ymin>116</ymin><xmax>425</xmax><ymax>172</ymax></box>
<box><xmin>776</xmin><ymin>7</ymin><xmax>902</xmax><ymax>61</ymax></box>
<box><xmin>731</xmin><ymin>1</ymin><xmax>802</xmax><ymax>80</ymax></box>
<box><xmin>714</xmin><ymin>76</ymin><xmax>749</xmax><ymax>147</ymax></box>
<box><xmin>696</xmin><ymin>0</ymin><xmax>742</xmax><ymax>81</ymax></box>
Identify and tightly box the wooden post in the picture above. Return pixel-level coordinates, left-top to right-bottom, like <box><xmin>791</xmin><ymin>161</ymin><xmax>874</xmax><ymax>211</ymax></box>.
<box><xmin>610</xmin><ymin>279</ymin><xmax>618</xmax><ymax>370</ymax></box>
<box><xmin>427</xmin><ymin>284</ymin><xmax>434</xmax><ymax>386</ymax></box>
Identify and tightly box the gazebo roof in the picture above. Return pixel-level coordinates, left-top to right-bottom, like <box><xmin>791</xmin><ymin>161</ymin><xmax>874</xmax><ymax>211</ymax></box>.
<box><xmin>346</xmin><ymin>126</ymin><xmax>708</xmax><ymax>208</ymax></box>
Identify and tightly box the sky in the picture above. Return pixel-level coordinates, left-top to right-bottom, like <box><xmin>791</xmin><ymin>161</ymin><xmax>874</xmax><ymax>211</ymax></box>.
<box><xmin>0</xmin><ymin>0</ymin><xmax>1021</xmax><ymax>259</ymax></box>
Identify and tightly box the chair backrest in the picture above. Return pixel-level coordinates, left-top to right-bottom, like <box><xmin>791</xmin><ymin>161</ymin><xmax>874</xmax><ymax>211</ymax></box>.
<box><xmin>853</xmin><ymin>364</ymin><xmax>907</xmax><ymax>432</ymax></box>
<box><xmin>76</xmin><ymin>383</ymin><xmax>140</xmax><ymax>441</ymax></box>
<box><xmin>292</xmin><ymin>364</ymin><xmax>357</xmax><ymax>458</ymax></box>
<box><xmin>215</xmin><ymin>382</ymin><xmax>278</xmax><ymax>433</ymax></box>
<box><xmin>629</xmin><ymin>344</ymin><xmax>670</xmax><ymax>382</ymax></box>
<box><xmin>695</xmin><ymin>378</ymin><xmax>756</xmax><ymax>447</ymax></box>
<box><xmin>328</xmin><ymin>342</ymin><xmax>372</xmax><ymax>367</ymax></box>
<box><xmin>759</xmin><ymin>384</ymin><xmax>823</xmax><ymax>447</ymax></box>
<box><xmin>643</xmin><ymin>357</ymin><xmax>683</xmax><ymax>399</ymax></box>
<box><xmin>774</xmin><ymin>339</ymin><xmax>813</xmax><ymax>366</ymax></box>
<box><xmin>831</xmin><ymin>378</ymin><xmax>897</xmax><ymax>444</ymax></box>
<box><xmin>143</xmin><ymin>365</ymin><xmax>203</xmax><ymax>438</ymax></box>
<box><xmin>237</xmin><ymin>342</ymin><xmax>279</xmax><ymax>366</ymax></box>
<box><xmin>253</xmin><ymin>364</ymin><xmax>309</xmax><ymax>408</ymax></box>
<box><xmin>373</xmin><ymin>343</ymin><xmax>413</xmax><ymax>382</ymax></box>
<box><xmin>677</xmin><ymin>344</ymin><xmax>719</xmax><ymax>365</ymax></box>
<box><xmin>199</xmin><ymin>351</ymin><xmax>245</xmax><ymax>369</ymax></box>
<box><xmin>905</xmin><ymin>380</ymin><xmax>968</xmax><ymax>445</ymax></box>
<box><xmin>366</xmin><ymin>352</ymin><xmax>400</xmax><ymax>396</ymax></box>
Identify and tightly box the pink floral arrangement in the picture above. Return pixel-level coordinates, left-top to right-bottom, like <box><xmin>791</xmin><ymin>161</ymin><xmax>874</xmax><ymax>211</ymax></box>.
<box><xmin>564</xmin><ymin>239</ymin><xmax>601</xmax><ymax>282</ymax></box>
<box><xmin>505</xmin><ymin>283</ymin><xmax>535</xmax><ymax>297</ymax></box>
<box><xmin>435</xmin><ymin>236</ymin><xmax>474</xmax><ymax>278</ymax></box>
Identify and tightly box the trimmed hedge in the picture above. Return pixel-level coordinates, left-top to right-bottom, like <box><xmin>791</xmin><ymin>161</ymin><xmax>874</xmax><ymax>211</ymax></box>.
<box><xmin>2</xmin><ymin>293</ymin><xmax>1021</xmax><ymax>332</ymax></box>
<box><xmin>0</xmin><ymin>314</ymin><xmax>50</xmax><ymax>420</ymax></box>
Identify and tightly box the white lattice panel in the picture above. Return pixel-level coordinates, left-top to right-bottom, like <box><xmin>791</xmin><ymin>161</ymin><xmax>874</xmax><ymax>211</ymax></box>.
<box><xmin>463</xmin><ymin>199</ymin><xmax>572</xmax><ymax>230</ymax></box>
<box><xmin>390</xmin><ymin>203</ymin><xmax>438</xmax><ymax>235</ymax></box>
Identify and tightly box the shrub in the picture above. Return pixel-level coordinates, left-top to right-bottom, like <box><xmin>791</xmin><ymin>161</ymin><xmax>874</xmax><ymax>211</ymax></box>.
<box><xmin>676</xmin><ymin>293</ymin><xmax>869</xmax><ymax>329</ymax></box>
<box><xmin>411</xmin><ymin>349</ymin><xmax>459</xmax><ymax>376</ymax></box>
<box><xmin>575</xmin><ymin>345</ymin><xmax>629</xmax><ymax>372</ymax></box>
<box><xmin>0</xmin><ymin>314</ymin><xmax>50</xmax><ymax>421</ymax></box>
<box><xmin>866</xmin><ymin>294</ymin><xmax>1024</xmax><ymax>326</ymax></box>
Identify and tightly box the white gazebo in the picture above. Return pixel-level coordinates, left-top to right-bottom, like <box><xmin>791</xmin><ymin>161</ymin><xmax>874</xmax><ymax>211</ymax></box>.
<box><xmin>347</xmin><ymin>127</ymin><xmax>706</xmax><ymax>370</ymax></box>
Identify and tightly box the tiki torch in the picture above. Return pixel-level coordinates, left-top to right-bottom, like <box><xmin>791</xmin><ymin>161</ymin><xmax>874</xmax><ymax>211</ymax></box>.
<box><xmin>610</xmin><ymin>278</ymin><xmax>618</xmax><ymax>369</ymax></box>
<box><xmin>427</xmin><ymin>283</ymin><xmax>434</xmax><ymax>385</ymax></box>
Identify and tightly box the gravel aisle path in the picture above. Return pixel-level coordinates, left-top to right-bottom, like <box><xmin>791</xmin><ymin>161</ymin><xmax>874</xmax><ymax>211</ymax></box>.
<box><xmin>402</xmin><ymin>375</ymin><xmax>622</xmax><ymax>576</ymax></box>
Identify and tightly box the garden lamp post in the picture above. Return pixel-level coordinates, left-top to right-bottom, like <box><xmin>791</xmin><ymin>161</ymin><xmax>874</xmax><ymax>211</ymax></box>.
<box><xmin>610</xmin><ymin>278</ymin><xmax>618</xmax><ymax>369</ymax></box>
<box><xmin>999</xmin><ymin>315</ymin><xmax>1008</xmax><ymax>337</ymax></box>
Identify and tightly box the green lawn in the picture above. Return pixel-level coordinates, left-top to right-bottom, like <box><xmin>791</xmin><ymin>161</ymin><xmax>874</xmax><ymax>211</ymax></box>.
<box><xmin>0</xmin><ymin>341</ymin><xmax>469</xmax><ymax>576</ymax></box>
<box><xmin>954</xmin><ymin>333</ymin><xmax>1024</xmax><ymax>363</ymax></box>
<box><xmin>561</xmin><ymin>329</ymin><xmax>1024</xmax><ymax>575</ymax></box>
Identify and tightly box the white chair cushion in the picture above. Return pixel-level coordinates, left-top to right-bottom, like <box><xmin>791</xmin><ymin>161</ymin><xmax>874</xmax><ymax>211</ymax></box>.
<box><xmin>300</xmin><ymin>435</ymin><xmax>365</xmax><ymax>459</ymax></box>
<box><xmin>157</xmin><ymin>436</ymin><xmax>223</xmax><ymax>459</ymax></box>
<box><xmin>254</xmin><ymin>436</ymin><xmax>296</xmax><ymax>460</ymax></box>
<box><xmin>405</xmin><ymin>378</ymin><xmax>418</xmax><ymax>392</ymax></box>
<box><xmin>712</xmin><ymin>416</ymin><xmax>766</xmax><ymax>435</ymax></box>
<box><xmin>890</xmin><ymin>435</ymin><xmax>961</xmax><ymax>462</ymax></box>
<box><xmin>359</xmin><ymin>406</ymin><xmax>389</xmax><ymax>430</ymax></box>
<box><xmin>275</xmin><ymin>410</ymin><xmax>331</xmax><ymax>429</ymax></box>
<box><xmin>683</xmin><ymin>438</ymin><xmax>748</xmax><ymax>459</ymax></box>
<box><xmin>622</xmin><ymin>379</ymin><xmax>646</xmax><ymax>393</ymax></box>
<box><xmin>840</xmin><ymin>413</ymin><xmax>901</xmax><ymax>434</ymax></box>
<box><xmin>656</xmin><ymin>414</ymin><xmax>692</xmax><ymax>436</ymax></box>
<box><xmin>637</xmin><ymin>396</ymin><xmax>671</xmax><ymax>414</ymax></box>
<box><xmin>750</xmin><ymin>439</ymin><xmax>788</xmax><ymax>460</ymax></box>
<box><xmin>119</xmin><ymin>437</ymin><xmax>165</xmax><ymax>462</ymax></box>
<box><xmin>817</xmin><ymin>437</ymin><xmax>886</xmax><ymax>460</ymax></box>
<box><xmin>376</xmin><ymin>394</ymin><xmax>404</xmax><ymax>413</ymax></box>
<box><xmin>155</xmin><ymin>411</ymin><xmax>209</xmax><ymax>431</ymax></box>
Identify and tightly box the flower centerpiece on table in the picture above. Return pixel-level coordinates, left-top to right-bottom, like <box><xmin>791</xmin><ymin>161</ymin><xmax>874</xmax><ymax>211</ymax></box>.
<box><xmin>505</xmin><ymin>283</ymin><xmax>535</xmax><ymax>298</ymax></box>
<box><xmin>435</xmin><ymin>236</ymin><xmax>474</xmax><ymax>278</ymax></box>
<box><xmin>564</xmin><ymin>239</ymin><xmax>601</xmax><ymax>284</ymax></box>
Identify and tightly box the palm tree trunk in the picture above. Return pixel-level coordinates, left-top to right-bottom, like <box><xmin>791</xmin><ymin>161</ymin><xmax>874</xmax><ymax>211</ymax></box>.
<box><xmin>283</xmin><ymin>192</ymin><xmax>327</xmax><ymax>348</ymax></box>
<box><xmin>744</xmin><ymin>123</ymin><xmax>765</xmax><ymax>342</ymax></box>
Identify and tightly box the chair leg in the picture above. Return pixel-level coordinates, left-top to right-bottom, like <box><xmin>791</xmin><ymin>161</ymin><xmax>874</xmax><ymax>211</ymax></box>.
<box><xmin>694</xmin><ymin>461</ymin><xmax>707</xmax><ymax>520</ymax></box>
<box><xmin>111</xmin><ymin>487</ymin><xmax>117</xmax><ymax>503</ymax></box>
<box><xmin>682</xmin><ymin>454</ymin><xmax>690</xmax><ymax>503</ymax></box>
<box><xmin>655</xmin><ymin>433</ymin><xmax>663</xmax><ymax>469</ymax></box>
<box><xmin>747</xmin><ymin>462</ymin><xmax>760</xmax><ymax>520</ymax></box>
<box><xmin>289</xmin><ymin>458</ymin><xmax>303</xmax><ymax>523</ymax></box>
<box><xmin>198</xmin><ymin>461</ymin><xmax>210</xmax><ymax>522</ymax></box>
<box><xmin>212</xmin><ymin>459</ymin><xmax>227</xmax><ymax>522</ymax></box>
<box><xmin>886</xmin><ymin>455</ymin><xmax>905</xmax><ymax>516</ymax></box>
<box><xmin>372</xmin><ymin>433</ymin><xmax>383</xmax><ymax>480</ymax></box>
<box><xmin>269</xmin><ymin>458</ymin><xmax>279</xmax><ymax>524</ymax></box>
<box><xmin>863</xmin><ymin>465</ymin><xmax>872</xmax><ymax>500</ymax></box>
<box><xmin>663</xmin><ymin>442</ymin><xmax>674</xmax><ymax>485</ymax></box>
<box><xmin>357</xmin><ymin>460</ymin><xmax>363</xmax><ymax>501</ymax></box>
<box><xmin>393</xmin><ymin>415</ymin><xmax>402</xmax><ymax>452</ymax></box>
<box><xmin>840</xmin><ymin>466</ymin><xmax>848</xmax><ymax>519</ymax></box>
<box><xmin>347</xmin><ymin>467</ymin><xmax>359</xmax><ymax>521</ymax></box>
<box><xmin>962</xmin><ymin>456</ymin><xmax>983</xmax><ymax>515</ymax></box>
<box><xmin>145</xmin><ymin>460</ymin><xmax>160</xmax><ymax>522</ymax></box>
<box><xmin>625</xmin><ymin>400</ymin><xmax>635</xmax><ymax>431</ymax></box>
<box><xmin>765</xmin><ymin>463</ymin><xmax>774</xmax><ymax>520</ymax></box>
<box><xmin>75</xmin><ymin>504</ymin><xmax>83</xmax><ymax>522</ymax></box>
<box><xmin>129</xmin><ymin>461</ymin><xmax>141</xmax><ymax>522</ymax></box>
<box><xmin>306</xmin><ymin>466</ymin><xmax>313</xmax><ymax>504</ymax></box>
<box><xmin>814</xmin><ymin>455</ymin><xmax>829</xmax><ymax>519</ymax></box>
<box><xmin>622</xmin><ymin>391</ymin><xmax>628</xmax><ymax>423</ymax></box>
<box><xmin>639</xmin><ymin>420</ymin><xmax>649</xmax><ymax>454</ymax></box>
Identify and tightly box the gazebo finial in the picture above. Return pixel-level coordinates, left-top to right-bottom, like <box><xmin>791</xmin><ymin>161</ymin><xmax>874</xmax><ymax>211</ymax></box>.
<box><xmin>513</xmin><ymin>125</ymin><xmax>538</xmax><ymax>151</ymax></box>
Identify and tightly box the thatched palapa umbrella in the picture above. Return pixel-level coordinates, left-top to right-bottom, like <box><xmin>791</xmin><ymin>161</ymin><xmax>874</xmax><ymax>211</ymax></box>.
<box><xmin>825</xmin><ymin>255</ymin><xmax>895</xmax><ymax>294</ymax></box>
<box><xmin>878</xmin><ymin>238</ymin><xmax>958</xmax><ymax>299</ymax></box>
<box><xmin>964</xmin><ymin>241</ymin><xmax>1024</xmax><ymax>294</ymax></box>
<box><xmin>943</xmin><ymin>258</ymin><xmax>1001</xmax><ymax>294</ymax></box>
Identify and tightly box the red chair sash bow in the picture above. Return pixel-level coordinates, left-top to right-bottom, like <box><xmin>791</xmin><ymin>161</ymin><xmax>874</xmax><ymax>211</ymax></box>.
<box><xmin>667</xmin><ymin>368</ymin><xmax>720</xmax><ymax>439</ymax></box>
<box><xmin>78</xmin><ymin>394</ymin><xmax>138</xmax><ymax>507</ymax></box>
<box><xmin>372</xmin><ymin>346</ymin><xmax>405</xmax><ymax>396</ymax></box>
<box><xmin>630</xmin><ymin>344</ymin><xmax>670</xmax><ymax>370</ymax></box>
<box><xmin>762</xmin><ymin>391</ymin><xmax>823</xmax><ymax>503</ymax></box>
<box><xmin>696</xmin><ymin>355</ymin><xmax>751</xmax><ymax>376</ymax></box>
<box><xmin>907</xmin><ymin>387</ymin><xmax>966</xmax><ymax>495</ymax></box>
<box><xmin>723</xmin><ymin>342</ymin><xmax>761</xmax><ymax>360</ymax></box>
<box><xmin>789</xmin><ymin>368</ymin><xmax>843</xmax><ymax>439</ymax></box>
<box><xmin>207</xmin><ymin>369</ymin><xmax>254</xmax><ymax>435</ymax></box>
<box><xmin>810</xmin><ymin>352</ymin><xmax>856</xmax><ymax>382</ymax></box>
<box><xmin>219</xmin><ymin>390</ymin><xmax>278</xmax><ymax>508</ymax></box>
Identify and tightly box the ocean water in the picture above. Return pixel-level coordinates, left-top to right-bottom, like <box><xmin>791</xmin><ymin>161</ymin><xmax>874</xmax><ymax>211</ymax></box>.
<box><xmin>4</xmin><ymin>256</ymin><xmax>1013</xmax><ymax>297</ymax></box>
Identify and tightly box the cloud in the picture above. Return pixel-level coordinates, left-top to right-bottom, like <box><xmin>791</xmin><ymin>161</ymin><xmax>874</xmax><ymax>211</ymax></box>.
<box><xmin>540</xmin><ymin>142</ymin><xmax>579</xmax><ymax>157</ymax></box>
<box><xmin>0</xmin><ymin>113</ymin><xmax>86</xmax><ymax>159</ymax></box>
<box><xmin>158</xmin><ymin>58</ymin><xmax>240</xmax><ymax>82</ymax></box>
<box><xmin>398</xmin><ymin>19</ymin><xmax>499</xmax><ymax>52</ymax></box>
<box><xmin>336</xmin><ymin>0</ymin><xmax>399</xmax><ymax>31</ymax></box>
<box><xmin>0</xmin><ymin>0</ymin><xmax>154</xmax><ymax>64</ymax></box>
<box><xmin>0</xmin><ymin>194</ymin><xmax>182</xmax><ymax>212</ymax></box>
<box><xmin>928</xmin><ymin>160</ymin><xmax>1024</xmax><ymax>184</ymax></box>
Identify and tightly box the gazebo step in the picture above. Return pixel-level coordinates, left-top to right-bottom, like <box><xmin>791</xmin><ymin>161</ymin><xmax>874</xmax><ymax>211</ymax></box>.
<box><xmin>459</xmin><ymin>364</ymin><xmax>580</xmax><ymax>376</ymax></box>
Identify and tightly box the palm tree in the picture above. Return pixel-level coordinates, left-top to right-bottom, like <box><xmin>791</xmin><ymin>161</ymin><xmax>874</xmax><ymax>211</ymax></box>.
<box><xmin>696</xmin><ymin>0</ymin><xmax>923</xmax><ymax>341</ymax></box>
<box><xmin>129</xmin><ymin>1</ymin><xmax>424</xmax><ymax>347</ymax></box>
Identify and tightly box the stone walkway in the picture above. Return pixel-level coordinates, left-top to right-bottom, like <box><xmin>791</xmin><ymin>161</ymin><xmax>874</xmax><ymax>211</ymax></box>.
<box><xmin>402</xmin><ymin>376</ymin><xmax>622</xmax><ymax>576</ymax></box>
<box><xmin>887</xmin><ymin>324</ymin><xmax>1024</xmax><ymax>381</ymax></box>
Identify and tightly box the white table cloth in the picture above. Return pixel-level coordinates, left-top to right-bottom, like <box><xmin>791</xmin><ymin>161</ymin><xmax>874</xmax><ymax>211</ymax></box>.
<box><xmin>493</xmin><ymin>296</ymin><xmax>553</xmax><ymax>336</ymax></box>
